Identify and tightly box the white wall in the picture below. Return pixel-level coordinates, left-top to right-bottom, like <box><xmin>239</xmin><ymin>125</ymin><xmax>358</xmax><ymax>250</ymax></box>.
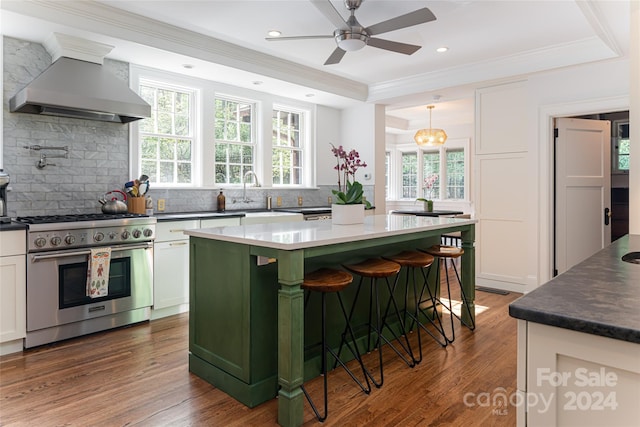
<box><xmin>315</xmin><ymin>105</ymin><xmax>342</xmax><ymax>187</ymax></box>
<box><xmin>473</xmin><ymin>57</ymin><xmax>631</xmax><ymax>294</ymax></box>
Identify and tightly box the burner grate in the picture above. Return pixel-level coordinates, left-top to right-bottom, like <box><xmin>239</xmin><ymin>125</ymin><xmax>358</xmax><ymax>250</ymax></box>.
<box><xmin>15</xmin><ymin>213</ymin><xmax>148</xmax><ymax>224</ymax></box>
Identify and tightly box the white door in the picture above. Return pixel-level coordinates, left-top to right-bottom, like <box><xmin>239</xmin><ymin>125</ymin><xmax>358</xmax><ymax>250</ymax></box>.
<box><xmin>555</xmin><ymin>117</ymin><xmax>611</xmax><ymax>275</ymax></box>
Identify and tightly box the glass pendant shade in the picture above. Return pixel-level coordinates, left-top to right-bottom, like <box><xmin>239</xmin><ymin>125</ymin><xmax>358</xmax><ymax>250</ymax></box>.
<box><xmin>414</xmin><ymin>105</ymin><xmax>447</xmax><ymax>146</ymax></box>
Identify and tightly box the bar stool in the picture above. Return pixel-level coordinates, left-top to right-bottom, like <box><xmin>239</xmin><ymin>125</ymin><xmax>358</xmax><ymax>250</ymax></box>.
<box><xmin>383</xmin><ymin>251</ymin><xmax>447</xmax><ymax>364</ymax></box>
<box><xmin>422</xmin><ymin>245</ymin><xmax>475</xmax><ymax>344</ymax></box>
<box><xmin>300</xmin><ymin>268</ymin><xmax>371</xmax><ymax>422</ymax></box>
<box><xmin>338</xmin><ymin>258</ymin><xmax>414</xmax><ymax>389</ymax></box>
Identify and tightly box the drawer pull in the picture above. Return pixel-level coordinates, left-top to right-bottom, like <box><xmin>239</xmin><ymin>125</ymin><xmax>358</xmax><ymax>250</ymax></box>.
<box><xmin>169</xmin><ymin>229</ymin><xmax>186</xmax><ymax>233</ymax></box>
<box><xmin>169</xmin><ymin>242</ymin><xmax>188</xmax><ymax>247</ymax></box>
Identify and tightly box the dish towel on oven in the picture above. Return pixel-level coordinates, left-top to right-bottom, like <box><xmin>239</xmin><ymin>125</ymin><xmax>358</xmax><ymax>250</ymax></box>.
<box><xmin>87</xmin><ymin>247</ymin><xmax>111</xmax><ymax>298</ymax></box>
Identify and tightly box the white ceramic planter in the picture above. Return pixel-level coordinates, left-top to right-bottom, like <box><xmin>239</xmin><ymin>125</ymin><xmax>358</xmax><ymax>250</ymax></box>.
<box><xmin>331</xmin><ymin>203</ymin><xmax>365</xmax><ymax>225</ymax></box>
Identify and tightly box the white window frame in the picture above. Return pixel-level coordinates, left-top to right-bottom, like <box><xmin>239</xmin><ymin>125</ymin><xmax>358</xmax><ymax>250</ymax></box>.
<box><xmin>272</xmin><ymin>104</ymin><xmax>309</xmax><ymax>187</ymax></box>
<box><xmin>130</xmin><ymin>66</ymin><xmax>203</xmax><ymax>188</ymax></box>
<box><xmin>386</xmin><ymin>138</ymin><xmax>470</xmax><ymax>201</ymax></box>
<box><xmin>214</xmin><ymin>94</ymin><xmax>258</xmax><ymax>185</ymax></box>
<box><xmin>130</xmin><ymin>65</ymin><xmax>318</xmax><ymax>189</ymax></box>
<box><xmin>612</xmin><ymin>119</ymin><xmax>630</xmax><ymax>174</ymax></box>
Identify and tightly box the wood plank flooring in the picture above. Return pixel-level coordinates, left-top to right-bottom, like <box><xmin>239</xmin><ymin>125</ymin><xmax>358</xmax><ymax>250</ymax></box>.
<box><xmin>1</xmin><ymin>287</ymin><xmax>522</xmax><ymax>426</ymax></box>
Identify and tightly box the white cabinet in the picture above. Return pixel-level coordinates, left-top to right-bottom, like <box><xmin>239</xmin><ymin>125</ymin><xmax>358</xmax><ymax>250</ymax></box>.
<box><xmin>517</xmin><ymin>320</ymin><xmax>640</xmax><ymax>426</ymax></box>
<box><xmin>152</xmin><ymin>217</ymin><xmax>241</xmax><ymax>320</ymax></box>
<box><xmin>0</xmin><ymin>230</ymin><xmax>26</xmax><ymax>355</ymax></box>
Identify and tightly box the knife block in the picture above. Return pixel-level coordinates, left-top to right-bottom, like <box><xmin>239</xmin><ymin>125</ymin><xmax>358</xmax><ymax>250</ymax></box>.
<box><xmin>127</xmin><ymin>197</ymin><xmax>146</xmax><ymax>214</ymax></box>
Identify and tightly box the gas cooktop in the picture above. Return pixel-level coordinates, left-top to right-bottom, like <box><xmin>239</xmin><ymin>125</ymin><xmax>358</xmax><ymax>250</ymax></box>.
<box><xmin>15</xmin><ymin>213</ymin><xmax>149</xmax><ymax>224</ymax></box>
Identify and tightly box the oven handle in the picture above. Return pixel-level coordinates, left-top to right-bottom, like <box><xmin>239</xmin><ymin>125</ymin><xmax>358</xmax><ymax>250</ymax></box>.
<box><xmin>30</xmin><ymin>243</ymin><xmax>153</xmax><ymax>261</ymax></box>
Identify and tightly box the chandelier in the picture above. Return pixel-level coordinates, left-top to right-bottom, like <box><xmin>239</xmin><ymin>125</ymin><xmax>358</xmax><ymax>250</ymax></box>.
<box><xmin>414</xmin><ymin>105</ymin><xmax>447</xmax><ymax>146</ymax></box>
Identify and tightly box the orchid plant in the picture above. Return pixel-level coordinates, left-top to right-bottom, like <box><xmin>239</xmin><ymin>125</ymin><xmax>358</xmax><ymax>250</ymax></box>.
<box><xmin>416</xmin><ymin>174</ymin><xmax>439</xmax><ymax>203</ymax></box>
<box><xmin>330</xmin><ymin>143</ymin><xmax>371</xmax><ymax>207</ymax></box>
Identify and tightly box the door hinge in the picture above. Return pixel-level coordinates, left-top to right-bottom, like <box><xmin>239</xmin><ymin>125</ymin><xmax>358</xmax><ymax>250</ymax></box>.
<box><xmin>554</xmin><ymin>128</ymin><xmax>559</xmax><ymax>138</ymax></box>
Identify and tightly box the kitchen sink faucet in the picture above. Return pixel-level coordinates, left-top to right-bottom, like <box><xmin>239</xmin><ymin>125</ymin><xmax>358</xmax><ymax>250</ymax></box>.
<box><xmin>242</xmin><ymin>171</ymin><xmax>260</xmax><ymax>203</ymax></box>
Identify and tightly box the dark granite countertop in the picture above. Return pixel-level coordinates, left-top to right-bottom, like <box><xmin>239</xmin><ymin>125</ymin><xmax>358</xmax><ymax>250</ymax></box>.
<box><xmin>0</xmin><ymin>221</ymin><xmax>28</xmax><ymax>232</ymax></box>
<box><xmin>509</xmin><ymin>234</ymin><xmax>640</xmax><ymax>344</ymax></box>
<box><xmin>154</xmin><ymin>211</ymin><xmax>247</xmax><ymax>221</ymax></box>
<box><xmin>391</xmin><ymin>209</ymin><xmax>463</xmax><ymax>217</ymax></box>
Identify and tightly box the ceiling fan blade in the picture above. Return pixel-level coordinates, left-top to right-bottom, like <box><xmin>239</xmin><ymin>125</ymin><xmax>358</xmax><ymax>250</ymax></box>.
<box><xmin>266</xmin><ymin>35</ymin><xmax>333</xmax><ymax>41</ymax></box>
<box><xmin>324</xmin><ymin>47</ymin><xmax>346</xmax><ymax>65</ymax></box>
<box><xmin>366</xmin><ymin>8</ymin><xmax>436</xmax><ymax>36</ymax></box>
<box><xmin>310</xmin><ymin>0</ymin><xmax>349</xmax><ymax>30</ymax></box>
<box><xmin>367</xmin><ymin>38</ymin><xmax>422</xmax><ymax>55</ymax></box>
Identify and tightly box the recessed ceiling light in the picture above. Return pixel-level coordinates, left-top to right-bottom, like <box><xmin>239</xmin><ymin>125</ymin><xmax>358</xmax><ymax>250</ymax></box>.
<box><xmin>436</xmin><ymin>46</ymin><xmax>449</xmax><ymax>53</ymax></box>
<box><xmin>253</xmin><ymin>81</ymin><xmax>263</xmax><ymax>85</ymax></box>
<box><xmin>305</xmin><ymin>93</ymin><xmax>315</xmax><ymax>98</ymax></box>
<box><xmin>182</xmin><ymin>64</ymin><xmax>195</xmax><ymax>69</ymax></box>
<box><xmin>268</xmin><ymin>30</ymin><xmax>281</xmax><ymax>37</ymax></box>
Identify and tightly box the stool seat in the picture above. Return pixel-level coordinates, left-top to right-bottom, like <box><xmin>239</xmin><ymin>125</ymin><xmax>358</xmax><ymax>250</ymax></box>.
<box><xmin>337</xmin><ymin>257</ymin><xmax>413</xmax><ymax>387</ymax></box>
<box><xmin>423</xmin><ymin>245</ymin><xmax>464</xmax><ymax>259</ymax></box>
<box><xmin>303</xmin><ymin>268</ymin><xmax>352</xmax><ymax>293</ymax></box>
<box><xmin>344</xmin><ymin>258</ymin><xmax>401</xmax><ymax>277</ymax></box>
<box><xmin>384</xmin><ymin>251</ymin><xmax>435</xmax><ymax>268</ymax></box>
<box><xmin>421</xmin><ymin>245</ymin><xmax>474</xmax><ymax>344</ymax></box>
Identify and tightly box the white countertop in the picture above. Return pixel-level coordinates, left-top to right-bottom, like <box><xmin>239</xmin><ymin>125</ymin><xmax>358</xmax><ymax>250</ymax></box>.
<box><xmin>184</xmin><ymin>214</ymin><xmax>476</xmax><ymax>250</ymax></box>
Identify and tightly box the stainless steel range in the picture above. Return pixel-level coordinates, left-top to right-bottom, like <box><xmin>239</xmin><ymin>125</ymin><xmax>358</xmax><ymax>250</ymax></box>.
<box><xmin>15</xmin><ymin>213</ymin><xmax>156</xmax><ymax>348</ymax></box>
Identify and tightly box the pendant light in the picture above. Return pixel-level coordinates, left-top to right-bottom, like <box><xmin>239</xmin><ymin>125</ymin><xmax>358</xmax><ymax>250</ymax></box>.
<box><xmin>414</xmin><ymin>105</ymin><xmax>447</xmax><ymax>146</ymax></box>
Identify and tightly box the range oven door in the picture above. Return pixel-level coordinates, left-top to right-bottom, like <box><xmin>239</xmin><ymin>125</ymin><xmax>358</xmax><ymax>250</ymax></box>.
<box><xmin>26</xmin><ymin>242</ymin><xmax>153</xmax><ymax>332</ymax></box>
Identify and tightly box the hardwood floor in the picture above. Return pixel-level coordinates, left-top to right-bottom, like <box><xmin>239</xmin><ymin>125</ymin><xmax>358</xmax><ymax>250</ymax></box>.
<box><xmin>1</xmin><ymin>288</ymin><xmax>522</xmax><ymax>426</ymax></box>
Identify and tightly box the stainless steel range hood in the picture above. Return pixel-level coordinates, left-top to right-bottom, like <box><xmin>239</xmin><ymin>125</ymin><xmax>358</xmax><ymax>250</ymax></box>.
<box><xmin>9</xmin><ymin>57</ymin><xmax>150</xmax><ymax>123</ymax></box>
<box><xmin>9</xmin><ymin>33</ymin><xmax>150</xmax><ymax>124</ymax></box>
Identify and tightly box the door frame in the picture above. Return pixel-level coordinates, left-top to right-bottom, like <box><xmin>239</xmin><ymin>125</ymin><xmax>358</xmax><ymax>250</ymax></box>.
<box><xmin>538</xmin><ymin>95</ymin><xmax>628</xmax><ymax>284</ymax></box>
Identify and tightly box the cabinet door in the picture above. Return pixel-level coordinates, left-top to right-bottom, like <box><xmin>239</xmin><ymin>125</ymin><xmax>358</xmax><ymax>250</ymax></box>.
<box><xmin>200</xmin><ymin>217</ymin><xmax>241</xmax><ymax>228</ymax></box>
<box><xmin>156</xmin><ymin>219</ymin><xmax>200</xmax><ymax>242</ymax></box>
<box><xmin>154</xmin><ymin>240</ymin><xmax>190</xmax><ymax>309</ymax></box>
<box><xmin>0</xmin><ymin>254</ymin><xmax>26</xmax><ymax>342</ymax></box>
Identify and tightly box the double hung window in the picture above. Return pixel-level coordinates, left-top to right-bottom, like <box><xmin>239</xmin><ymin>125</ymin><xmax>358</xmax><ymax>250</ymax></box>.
<box><xmin>214</xmin><ymin>97</ymin><xmax>255</xmax><ymax>185</ymax></box>
<box><xmin>390</xmin><ymin>139</ymin><xmax>468</xmax><ymax>201</ymax></box>
<box><xmin>272</xmin><ymin>107</ymin><xmax>304</xmax><ymax>186</ymax></box>
<box><xmin>138</xmin><ymin>82</ymin><xmax>195</xmax><ymax>185</ymax></box>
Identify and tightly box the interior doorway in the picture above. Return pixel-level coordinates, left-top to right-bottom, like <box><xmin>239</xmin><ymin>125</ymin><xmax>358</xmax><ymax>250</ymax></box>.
<box><xmin>553</xmin><ymin>110</ymin><xmax>629</xmax><ymax>277</ymax></box>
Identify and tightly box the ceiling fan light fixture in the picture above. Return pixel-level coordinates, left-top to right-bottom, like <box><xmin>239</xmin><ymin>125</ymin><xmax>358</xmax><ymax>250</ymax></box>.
<box><xmin>335</xmin><ymin>30</ymin><xmax>368</xmax><ymax>51</ymax></box>
<box><xmin>414</xmin><ymin>105</ymin><xmax>447</xmax><ymax>146</ymax></box>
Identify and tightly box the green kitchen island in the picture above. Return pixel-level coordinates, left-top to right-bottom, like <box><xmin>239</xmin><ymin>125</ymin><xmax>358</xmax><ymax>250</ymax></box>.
<box><xmin>184</xmin><ymin>214</ymin><xmax>476</xmax><ymax>427</ymax></box>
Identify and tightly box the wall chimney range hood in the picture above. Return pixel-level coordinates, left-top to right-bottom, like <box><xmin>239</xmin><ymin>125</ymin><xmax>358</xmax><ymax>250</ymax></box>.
<box><xmin>9</xmin><ymin>33</ymin><xmax>150</xmax><ymax>124</ymax></box>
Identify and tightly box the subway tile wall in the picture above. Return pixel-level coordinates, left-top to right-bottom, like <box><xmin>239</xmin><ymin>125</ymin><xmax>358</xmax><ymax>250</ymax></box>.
<box><xmin>2</xmin><ymin>36</ymin><xmax>373</xmax><ymax>217</ymax></box>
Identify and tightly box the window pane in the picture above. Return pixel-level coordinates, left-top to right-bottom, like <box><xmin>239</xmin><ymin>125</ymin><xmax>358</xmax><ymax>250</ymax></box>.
<box><xmin>272</xmin><ymin>107</ymin><xmax>304</xmax><ymax>186</ymax></box>
<box><xmin>446</xmin><ymin>149</ymin><xmax>465</xmax><ymax>199</ymax></box>
<box><xmin>229</xmin><ymin>165</ymin><xmax>242</xmax><ymax>184</ymax></box>
<box><xmin>141</xmin><ymin>161</ymin><xmax>156</xmax><ymax>182</ymax></box>
<box><xmin>159</xmin><ymin>162</ymin><xmax>174</xmax><ymax>183</ymax></box>
<box><xmin>157</xmin><ymin>112</ymin><xmax>173</xmax><ymax>134</ymax></box>
<box><xmin>141</xmin><ymin>136</ymin><xmax>157</xmax><ymax>159</ymax></box>
<box><xmin>402</xmin><ymin>152</ymin><xmax>417</xmax><ymax>199</ymax></box>
<box><xmin>423</xmin><ymin>151</ymin><xmax>440</xmax><ymax>199</ymax></box>
<box><xmin>214</xmin><ymin>97</ymin><xmax>255</xmax><ymax>184</ymax></box>
<box><xmin>159</xmin><ymin>138</ymin><xmax>175</xmax><ymax>160</ymax></box>
<box><xmin>215</xmin><ymin>143</ymin><xmax>227</xmax><ymax>162</ymax></box>
<box><xmin>385</xmin><ymin>152</ymin><xmax>390</xmax><ymax>199</ymax></box>
<box><xmin>176</xmin><ymin>139</ymin><xmax>191</xmax><ymax>161</ymax></box>
<box><xmin>177</xmin><ymin>163</ymin><xmax>191</xmax><ymax>183</ymax></box>
<box><xmin>229</xmin><ymin>144</ymin><xmax>242</xmax><ymax>163</ymax></box>
<box><xmin>139</xmin><ymin>82</ymin><xmax>194</xmax><ymax>185</ymax></box>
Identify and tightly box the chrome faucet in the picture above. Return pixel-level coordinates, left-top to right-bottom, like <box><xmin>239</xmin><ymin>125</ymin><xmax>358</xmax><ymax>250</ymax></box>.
<box><xmin>242</xmin><ymin>170</ymin><xmax>260</xmax><ymax>203</ymax></box>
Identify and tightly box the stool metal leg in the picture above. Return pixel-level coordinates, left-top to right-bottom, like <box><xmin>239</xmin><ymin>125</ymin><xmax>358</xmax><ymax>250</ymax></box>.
<box><xmin>378</xmin><ymin>275</ymin><xmax>416</xmax><ymax>367</ymax></box>
<box><xmin>430</xmin><ymin>257</ymin><xmax>475</xmax><ymax>344</ymax></box>
<box><xmin>405</xmin><ymin>265</ymin><xmax>447</xmax><ymax>363</ymax></box>
<box><xmin>301</xmin><ymin>291</ymin><xmax>371</xmax><ymax>422</ymax></box>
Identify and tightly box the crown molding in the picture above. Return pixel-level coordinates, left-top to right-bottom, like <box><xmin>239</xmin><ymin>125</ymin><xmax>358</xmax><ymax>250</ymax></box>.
<box><xmin>368</xmin><ymin>36</ymin><xmax>621</xmax><ymax>104</ymax></box>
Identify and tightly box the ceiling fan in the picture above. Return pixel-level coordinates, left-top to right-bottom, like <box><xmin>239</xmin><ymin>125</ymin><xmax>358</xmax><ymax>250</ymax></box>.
<box><xmin>265</xmin><ymin>0</ymin><xmax>437</xmax><ymax>65</ymax></box>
